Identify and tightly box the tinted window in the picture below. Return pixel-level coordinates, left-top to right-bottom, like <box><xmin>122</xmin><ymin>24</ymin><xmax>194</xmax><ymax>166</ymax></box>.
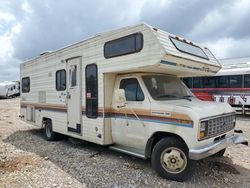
<box><xmin>217</xmin><ymin>76</ymin><xmax>228</xmax><ymax>88</ymax></box>
<box><xmin>104</xmin><ymin>33</ymin><xmax>143</xmax><ymax>58</ymax></box>
<box><xmin>86</xmin><ymin>64</ymin><xmax>98</xmax><ymax>118</ymax></box>
<box><xmin>202</xmin><ymin>77</ymin><xmax>216</xmax><ymax>88</ymax></box>
<box><xmin>56</xmin><ymin>69</ymin><xmax>66</xmax><ymax>91</ymax></box>
<box><xmin>22</xmin><ymin>77</ymin><xmax>30</xmax><ymax>93</ymax></box>
<box><xmin>193</xmin><ymin>77</ymin><xmax>202</xmax><ymax>88</ymax></box>
<box><xmin>229</xmin><ymin>75</ymin><xmax>242</xmax><ymax>88</ymax></box>
<box><xmin>244</xmin><ymin>74</ymin><xmax>250</xmax><ymax>88</ymax></box>
<box><xmin>182</xmin><ymin>78</ymin><xmax>193</xmax><ymax>88</ymax></box>
<box><xmin>170</xmin><ymin>37</ymin><xmax>208</xmax><ymax>59</ymax></box>
<box><xmin>120</xmin><ymin>78</ymin><xmax>144</xmax><ymax>101</ymax></box>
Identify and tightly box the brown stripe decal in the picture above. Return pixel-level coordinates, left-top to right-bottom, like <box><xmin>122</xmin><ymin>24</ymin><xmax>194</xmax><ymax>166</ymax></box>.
<box><xmin>20</xmin><ymin>102</ymin><xmax>193</xmax><ymax>128</ymax></box>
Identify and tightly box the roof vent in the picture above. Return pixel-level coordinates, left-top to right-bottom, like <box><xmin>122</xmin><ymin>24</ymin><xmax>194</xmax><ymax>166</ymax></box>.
<box><xmin>40</xmin><ymin>51</ymin><xmax>51</xmax><ymax>56</ymax></box>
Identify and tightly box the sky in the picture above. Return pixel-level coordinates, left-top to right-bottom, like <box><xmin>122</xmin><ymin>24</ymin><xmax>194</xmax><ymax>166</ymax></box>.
<box><xmin>1</xmin><ymin>0</ymin><xmax>250</xmax><ymax>81</ymax></box>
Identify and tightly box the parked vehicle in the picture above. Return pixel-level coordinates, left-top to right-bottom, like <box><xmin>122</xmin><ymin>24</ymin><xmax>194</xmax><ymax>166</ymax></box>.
<box><xmin>0</xmin><ymin>81</ymin><xmax>20</xmax><ymax>98</ymax></box>
<box><xmin>182</xmin><ymin>62</ymin><xmax>250</xmax><ymax>114</ymax></box>
<box><xmin>20</xmin><ymin>23</ymin><xmax>247</xmax><ymax>181</ymax></box>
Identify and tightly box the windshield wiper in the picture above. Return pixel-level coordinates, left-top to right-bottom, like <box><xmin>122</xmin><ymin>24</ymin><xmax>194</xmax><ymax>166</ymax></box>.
<box><xmin>156</xmin><ymin>94</ymin><xmax>177</xmax><ymax>98</ymax></box>
<box><xmin>181</xmin><ymin>95</ymin><xmax>193</xmax><ymax>101</ymax></box>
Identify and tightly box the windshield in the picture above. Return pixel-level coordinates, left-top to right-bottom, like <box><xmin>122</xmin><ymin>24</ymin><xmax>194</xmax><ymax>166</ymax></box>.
<box><xmin>142</xmin><ymin>75</ymin><xmax>194</xmax><ymax>101</ymax></box>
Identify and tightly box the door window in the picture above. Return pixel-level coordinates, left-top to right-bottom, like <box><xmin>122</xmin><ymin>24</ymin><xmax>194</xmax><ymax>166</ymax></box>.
<box><xmin>120</xmin><ymin>78</ymin><xmax>144</xmax><ymax>101</ymax></box>
<box><xmin>85</xmin><ymin>64</ymin><xmax>98</xmax><ymax>118</ymax></box>
<box><xmin>70</xmin><ymin>65</ymin><xmax>77</xmax><ymax>87</ymax></box>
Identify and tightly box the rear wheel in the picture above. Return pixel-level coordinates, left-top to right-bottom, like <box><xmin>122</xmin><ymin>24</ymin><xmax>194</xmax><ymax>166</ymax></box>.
<box><xmin>43</xmin><ymin>120</ymin><xmax>57</xmax><ymax>141</ymax></box>
<box><xmin>151</xmin><ymin>137</ymin><xmax>192</xmax><ymax>182</ymax></box>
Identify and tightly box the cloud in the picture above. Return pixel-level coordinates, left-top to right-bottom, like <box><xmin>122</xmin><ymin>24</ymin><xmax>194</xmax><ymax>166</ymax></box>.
<box><xmin>12</xmin><ymin>0</ymin><xmax>146</xmax><ymax>60</ymax></box>
<box><xmin>1</xmin><ymin>0</ymin><xmax>250</xmax><ymax>81</ymax></box>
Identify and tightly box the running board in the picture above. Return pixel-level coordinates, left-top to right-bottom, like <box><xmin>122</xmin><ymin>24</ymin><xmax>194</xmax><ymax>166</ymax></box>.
<box><xmin>109</xmin><ymin>145</ymin><xmax>146</xmax><ymax>159</ymax></box>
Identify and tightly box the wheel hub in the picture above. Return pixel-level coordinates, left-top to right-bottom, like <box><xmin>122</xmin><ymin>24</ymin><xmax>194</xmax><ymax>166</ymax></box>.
<box><xmin>161</xmin><ymin>147</ymin><xmax>187</xmax><ymax>174</ymax></box>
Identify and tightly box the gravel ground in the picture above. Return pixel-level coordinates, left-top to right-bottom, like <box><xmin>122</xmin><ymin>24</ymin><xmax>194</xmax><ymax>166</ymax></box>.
<box><xmin>1</xmin><ymin>98</ymin><xmax>250</xmax><ymax>188</ymax></box>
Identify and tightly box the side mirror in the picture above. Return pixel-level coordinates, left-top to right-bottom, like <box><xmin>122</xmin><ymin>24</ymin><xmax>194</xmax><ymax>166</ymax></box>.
<box><xmin>114</xmin><ymin>89</ymin><xmax>126</xmax><ymax>108</ymax></box>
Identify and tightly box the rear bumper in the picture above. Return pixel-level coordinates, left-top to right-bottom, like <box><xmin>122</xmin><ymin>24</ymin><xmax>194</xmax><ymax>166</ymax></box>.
<box><xmin>189</xmin><ymin>134</ymin><xmax>248</xmax><ymax>160</ymax></box>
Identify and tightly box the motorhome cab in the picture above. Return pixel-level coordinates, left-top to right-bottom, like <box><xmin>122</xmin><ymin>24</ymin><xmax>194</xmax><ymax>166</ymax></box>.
<box><xmin>20</xmin><ymin>24</ymin><xmax>247</xmax><ymax>181</ymax></box>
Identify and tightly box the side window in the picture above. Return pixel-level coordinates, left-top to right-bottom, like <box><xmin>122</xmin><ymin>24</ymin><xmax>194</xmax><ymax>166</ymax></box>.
<box><xmin>202</xmin><ymin>77</ymin><xmax>216</xmax><ymax>88</ymax></box>
<box><xmin>217</xmin><ymin>76</ymin><xmax>228</xmax><ymax>88</ymax></box>
<box><xmin>70</xmin><ymin>65</ymin><xmax>77</xmax><ymax>87</ymax></box>
<box><xmin>120</xmin><ymin>78</ymin><xmax>144</xmax><ymax>101</ymax></box>
<box><xmin>229</xmin><ymin>75</ymin><xmax>242</xmax><ymax>88</ymax></box>
<box><xmin>86</xmin><ymin>64</ymin><xmax>98</xmax><ymax>118</ymax></box>
<box><xmin>182</xmin><ymin>78</ymin><xmax>193</xmax><ymax>88</ymax></box>
<box><xmin>244</xmin><ymin>74</ymin><xmax>250</xmax><ymax>88</ymax></box>
<box><xmin>104</xmin><ymin>33</ymin><xmax>143</xmax><ymax>58</ymax></box>
<box><xmin>193</xmin><ymin>77</ymin><xmax>202</xmax><ymax>88</ymax></box>
<box><xmin>22</xmin><ymin>77</ymin><xmax>30</xmax><ymax>93</ymax></box>
<box><xmin>56</xmin><ymin>69</ymin><xmax>66</xmax><ymax>91</ymax></box>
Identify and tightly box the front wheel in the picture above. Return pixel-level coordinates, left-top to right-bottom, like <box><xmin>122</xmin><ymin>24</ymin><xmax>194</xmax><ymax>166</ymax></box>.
<box><xmin>151</xmin><ymin>137</ymin><xmax>192</xmax><ymax>182</ymax></box>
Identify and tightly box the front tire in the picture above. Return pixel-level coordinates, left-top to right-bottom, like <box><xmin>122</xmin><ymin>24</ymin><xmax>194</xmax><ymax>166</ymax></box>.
<box><xmin>151</xmin><ymin>137</ymin><xmax>192</xmax><ymax>182</ymax></box>
<box><xmin>43</xmin><ymin>120</ymin><xmax>57</xmax><ymax>141</ymax></box>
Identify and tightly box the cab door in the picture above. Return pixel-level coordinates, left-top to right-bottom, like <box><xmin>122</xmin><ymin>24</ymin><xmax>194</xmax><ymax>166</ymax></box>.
<box><xmin>66</xmin><ymin>57</ymin><xmax>82</xmax><ymax>134</ymax></box>
<box><xmin>111</xmin><ymin>77</ymin><xmax>150</xmax><ymax>151</ymax></box>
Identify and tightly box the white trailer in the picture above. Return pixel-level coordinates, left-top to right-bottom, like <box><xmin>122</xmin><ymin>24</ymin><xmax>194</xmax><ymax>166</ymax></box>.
<box><xmin>20</xmin><ymin>23</ymin><xmax>247</xmax><ymax>181</ymax></box>
<box><xmin>0</xmin><ymin>81</ymin><xmax>20</xmax><ymax>98</ymax></box>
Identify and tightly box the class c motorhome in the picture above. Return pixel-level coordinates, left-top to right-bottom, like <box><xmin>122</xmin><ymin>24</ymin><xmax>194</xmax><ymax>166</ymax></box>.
<box><xmin>20</xmin><ymin>23</ymin><xmax>247</xmax><ymax>181</ymax></box>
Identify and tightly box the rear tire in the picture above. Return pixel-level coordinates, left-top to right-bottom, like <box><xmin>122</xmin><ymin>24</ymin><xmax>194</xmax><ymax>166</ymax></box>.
<box><xmin>151</xmin><ymin>137</ymin><xmax>192</xmax><ymax>182</ymax></box>
<box><xmin>43</xmin><ymin>120</ymin><xmax>57</xmax><ymax>141</ymax></box>
<box><xmin>212</xmin><ymin>148</ymin><xmax>226</xmax><ymax>157</ymax></box>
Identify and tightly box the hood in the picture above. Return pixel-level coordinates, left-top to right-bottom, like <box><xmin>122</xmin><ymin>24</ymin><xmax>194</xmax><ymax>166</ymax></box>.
<box><xmin>154</xmin><ymin>98</ymin><xmax>234</xmax><ymax>119</ymax></box>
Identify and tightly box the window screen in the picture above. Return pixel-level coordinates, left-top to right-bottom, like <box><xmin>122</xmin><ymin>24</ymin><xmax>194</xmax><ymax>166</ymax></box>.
<box><xmin>86</xmin><ymin>64</ymin><xmax>98</xmax><ymax>118</ymax></box>
<box><xmin>22</xmin><ymin>77</ymin><xmax>30</xmax><ymax>93</ymax></box>
<box><xmin>104</xmin><ymin>33</ymin><xmax>143</xmax><ymax>58</ymax></box>
<box><xmin>56</xmin><ymin>69</ymin><xmax>66</xmax><ymax>91</ymax></box>
<box><xmin>170</xmin><ymin>37</ymin><xmax>208</xmax><ymax>59</ymax></box>
<box><xmin>244</xmin><ymin>74</ymin><xmax>250</xmax><ymax>88</ymax></box>
<box><xmin>120</xmin><ymin>78</ymin><xmax>144</xmax><ymax>101</ymax></box>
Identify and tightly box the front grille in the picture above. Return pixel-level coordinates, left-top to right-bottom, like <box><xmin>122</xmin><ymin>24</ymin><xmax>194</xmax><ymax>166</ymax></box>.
<box><xmin>202</xmin><ymin>114</ymin><xmax>235</xmax><ymax>139</ymax></box>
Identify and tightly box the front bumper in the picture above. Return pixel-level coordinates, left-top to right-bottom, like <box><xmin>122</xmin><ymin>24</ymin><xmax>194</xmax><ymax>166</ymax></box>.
<box><xmin>189</xmin><ymin>133</ymin><xmax>248</xmax><ymax>160</ymax></box>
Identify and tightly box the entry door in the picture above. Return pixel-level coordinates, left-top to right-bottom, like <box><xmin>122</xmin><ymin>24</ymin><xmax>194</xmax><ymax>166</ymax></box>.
<box><xmin>67</xmin><ymin>57</ymin><xmax>82</xmax><ymax>134</ymax></box>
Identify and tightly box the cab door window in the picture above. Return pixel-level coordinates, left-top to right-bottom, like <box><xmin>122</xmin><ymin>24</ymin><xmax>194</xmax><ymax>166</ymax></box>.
<box><xmin>120</xmin><ymin>78</ymin><xmax>144</xmax><ymax>101</ymax></box>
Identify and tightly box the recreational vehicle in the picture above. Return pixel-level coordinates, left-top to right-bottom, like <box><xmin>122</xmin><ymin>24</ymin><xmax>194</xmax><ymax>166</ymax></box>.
<box><xmin>0</xmin><ymin>81</ymin><xmax>20</xmax><ymax>98</ymax></box>
<box><xmin>19</xmin><ymin>24</ymin><xmax>247</xmax><ymax>181</ymax></box>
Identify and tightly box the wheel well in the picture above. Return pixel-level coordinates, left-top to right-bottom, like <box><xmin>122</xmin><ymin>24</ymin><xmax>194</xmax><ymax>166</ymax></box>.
<box><xmin>42</xmin><ymin>117</ymin><xmax>52</xmax><ymax>128</ymax></box>
<box><xmin>145</xmin><ymin>132</ymin><xmax>188</xmax><ymax>158</ymax></box>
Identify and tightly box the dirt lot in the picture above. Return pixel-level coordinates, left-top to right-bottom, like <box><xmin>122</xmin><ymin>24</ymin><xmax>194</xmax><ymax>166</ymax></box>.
<box><xmin>0</xmin><ymin>98</ymin><xmax>250</xmax><ymax>188</ymax></box>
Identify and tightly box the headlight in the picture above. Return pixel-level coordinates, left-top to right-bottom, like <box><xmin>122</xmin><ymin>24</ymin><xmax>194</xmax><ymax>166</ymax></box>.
<box><xmin>199</xmin><ymin>121</ymin><xmax>207</xmax><ymax>140</ymax></box>
<box><xmin>200</xmin><ymin>122</ymin><xmax>206</xmax><ymax>131</ymax></box>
